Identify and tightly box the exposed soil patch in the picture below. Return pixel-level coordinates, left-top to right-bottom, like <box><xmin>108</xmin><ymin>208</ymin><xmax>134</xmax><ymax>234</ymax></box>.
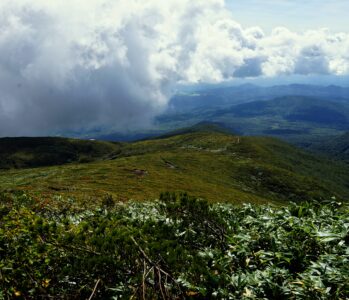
<box><xmin>161</xmin><ymin>157</ymin><xmax>178</xmax><ymax>169</ymax></box>
<box><xmin>132</xmin><ymin>169</ymin><xmax>148</xmax><ymax>176</ymax></box>
<box><xmin>48</xmin><ymin>185</ymin><xmax>69</xmax><ymax>191</ymax></box>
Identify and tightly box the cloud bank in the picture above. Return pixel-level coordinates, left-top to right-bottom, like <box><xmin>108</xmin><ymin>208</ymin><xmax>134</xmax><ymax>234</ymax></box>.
<box><xmin>0</xmin><ymin>0</ymin><xmax>348</xmax><ymax>136</ymax></box>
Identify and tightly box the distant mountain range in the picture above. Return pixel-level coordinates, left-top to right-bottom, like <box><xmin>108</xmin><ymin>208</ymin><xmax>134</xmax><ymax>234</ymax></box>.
<box><xmin>215</xmin><ymin>96</ymin><xmax>349</xmax><ymax>124</ymax></box>
<box><xmin>157</xmin><ymin>95</ymin><xmax>349</xmax><ymax>146</ymax></box>
<box><xmin>92</xmin><ymin>84</ymin><xmax>349</xmax><ymax>155</ymax></box>
<box><xmin>167</xmin><ymin>84</ymin><xmax>349</xmax><ymax>113</ymax></box>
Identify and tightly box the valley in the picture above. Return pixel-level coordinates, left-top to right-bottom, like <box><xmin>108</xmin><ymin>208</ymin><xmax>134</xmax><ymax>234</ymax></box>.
<box><xmin>95</xmin><ymin>85</ymin><xmax>349</xmax><ymax>152</ymax></box>
<box><xmin>2</xmin><ymin>1</ymin><xmax>349</xmax><ymax>297</ymax></box>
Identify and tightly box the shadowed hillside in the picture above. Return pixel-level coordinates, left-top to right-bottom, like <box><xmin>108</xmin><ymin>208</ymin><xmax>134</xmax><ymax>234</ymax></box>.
<box><xmin>311</xmin><ymin>132</ymin><xmax>349</xmax><ymax>163</ymax></box>
<box><xmin>0</xmin><ymin>137</ymin><xmax>121</xmax><ymax>169</ymax></box>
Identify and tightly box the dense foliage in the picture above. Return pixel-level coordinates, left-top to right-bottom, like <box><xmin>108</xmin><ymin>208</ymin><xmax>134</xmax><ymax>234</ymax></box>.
<box><xmin>1</xmin><ymin>191</ymin><xmax>349</xmax><ymax>299</ymax></box>
<box><xmin>311</xmin><ymin>132</ymin><xmax>349</xmax><ymax>163</ymax></box>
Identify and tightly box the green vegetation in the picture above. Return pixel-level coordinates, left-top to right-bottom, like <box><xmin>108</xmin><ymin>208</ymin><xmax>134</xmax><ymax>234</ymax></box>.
<box><xmin>1</xmin><ymin>125</ymin><xmax>349</xmax><ymax>299</ymax></box>
<box><xmin>2</xmin><ymin>129</ymin><xmax>349</xmax><ymax>204</ymax></box>
<box><xmin>0</xmin><ymin>137</ymin><xmax>121</xmax><ymax>169</ymax></box>
<box><xmin>1</xmin><ymin>191</ymin><xmax>348</xmax><ymax>299</ymax></box>
<box><xmin>152</xmin><ymin>121</ymin><xmax>232</xmax><ymax>140</ymax></box>
<box><xmin>310</xmin><ymin>132</ymin><xmax>349</xmax><ymax>163</ymax></box>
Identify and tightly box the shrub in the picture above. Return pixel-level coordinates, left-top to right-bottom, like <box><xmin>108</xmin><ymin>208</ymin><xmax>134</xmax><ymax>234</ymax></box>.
<box><xmin>0</xmin><ymin>192</ymin><xmax>348</xmax><ymax>299</ymax></box>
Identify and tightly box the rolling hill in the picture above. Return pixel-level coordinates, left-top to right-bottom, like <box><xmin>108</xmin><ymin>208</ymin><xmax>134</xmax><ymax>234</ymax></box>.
<box><xmin>310</xmin><ymin>132</ymin><xmax>349</xmax><ymax>163</ymax></box>
<box><xmin>1</xmin><ymin>125</ymin><xmax>349</xmax><ymax>205</ymax></box>
<box><xmin>0</xmin><ymin>137</ymin><xmax>121</xmax><ymax>169</ymax></box>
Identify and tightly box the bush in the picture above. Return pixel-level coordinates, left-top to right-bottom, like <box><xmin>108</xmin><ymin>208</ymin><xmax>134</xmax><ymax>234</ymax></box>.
<box><xmin>0</xmin><ymin>192</ymin><xmax>348</xmax><ymax>299</ymax></box>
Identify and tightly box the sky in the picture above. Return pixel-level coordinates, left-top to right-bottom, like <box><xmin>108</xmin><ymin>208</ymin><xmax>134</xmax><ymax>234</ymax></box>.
<box><xmin>227</xmin><ymin>0</ymin><xmax>349</xmax><ymax>33</ymax></box>
<box><xmin>0</xmin><ymin>0</ymin><xmax>348</xmax><ymax>136</ymax></box>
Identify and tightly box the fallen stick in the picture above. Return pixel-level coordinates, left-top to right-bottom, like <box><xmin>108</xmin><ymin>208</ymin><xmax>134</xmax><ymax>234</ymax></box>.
<box><xmin>88</xmin><ymin>279</ymin><xmax>101</xmax><ymax>300</ymax></box>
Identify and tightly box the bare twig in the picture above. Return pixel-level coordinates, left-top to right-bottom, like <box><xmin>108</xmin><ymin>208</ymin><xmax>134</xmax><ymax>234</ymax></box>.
<box><xmin>88</xmin><ymin>279</ymin><xmax>100</xmax><ymax>300</ymax></box>
<box><xmin>142</xmin><ymin>260</ymin><xmax>146</xmax><ymax>300</ymax></box>
<box><xmin>39</xmin><ymin>235</ymin><xmax>101</xmax><ymax>255</ymax></box>
<box><xmin>158</xmin><ymin>269</ymin><xmax>166</xmax><ymax>300</ymax></box>
<box><xmin>131</xmin><ymin>236</ymin><xmax>183</xmax><ymax>299</ymax></box>
<box><xmin>130</xmin><ymin>236</ymin><xmax>187</xmax><ymax>299</ymax></box>
<box><xmin>130</xmin><ymin>237</ymin><xmax>172</xmax><ymax>279</ymax></box>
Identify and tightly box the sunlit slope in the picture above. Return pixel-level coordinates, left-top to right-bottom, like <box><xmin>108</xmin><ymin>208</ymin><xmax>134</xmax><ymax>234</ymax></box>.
<box><xmin>1</xmin><ymin>129</ymin><xmax>349</xmax><ymax>204</ymax></box>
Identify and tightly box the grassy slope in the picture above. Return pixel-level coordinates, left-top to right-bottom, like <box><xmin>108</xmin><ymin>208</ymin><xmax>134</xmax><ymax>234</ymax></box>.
<box><xmin>0</xmin><ymin>137</ymin><xmax>121</xmax><ymax>169</ymax></box>
<box><xmin>1</xmin><ymin>129</ymin><xmax>349</xmax><ymax>205</ymax></box>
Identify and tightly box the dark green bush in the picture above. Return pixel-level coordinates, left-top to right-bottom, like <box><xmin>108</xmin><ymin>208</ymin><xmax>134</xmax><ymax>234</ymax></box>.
<box><xmin>0</xmin><ymin>192</ymin><xmax>348</xmax><ymax>299</ymax></box>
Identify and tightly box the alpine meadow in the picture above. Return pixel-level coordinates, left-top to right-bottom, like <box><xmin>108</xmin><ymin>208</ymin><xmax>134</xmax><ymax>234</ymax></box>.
<box><xmin>1</xmin><ymin>1</ymin><xmax>349</xmax><ymax>299</ymax></box>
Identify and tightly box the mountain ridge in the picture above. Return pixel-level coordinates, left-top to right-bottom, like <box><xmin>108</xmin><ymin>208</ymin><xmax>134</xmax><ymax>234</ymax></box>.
<box><xmin>167</xmin><ymin>83</ymin><xmax>349</xmax><ymax>113</ymax></box>
<box><xmin>1</xmin><ymin>125</ymin><xmax>349</xmax><ymax>204</ymax></box>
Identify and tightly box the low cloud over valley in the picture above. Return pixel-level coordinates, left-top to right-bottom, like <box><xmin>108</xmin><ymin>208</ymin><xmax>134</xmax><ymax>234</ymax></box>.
<box><xmin>0</xmin><ymin>0</ymin><xmax>348</xmax><ymax>136</ymax></box>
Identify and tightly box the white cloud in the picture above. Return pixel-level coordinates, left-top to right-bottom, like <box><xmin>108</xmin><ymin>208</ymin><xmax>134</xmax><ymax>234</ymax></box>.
<box><xmin>0</xmin><ymin>0</ymin><xmax>348</xmax><ymax>136</ymax></box>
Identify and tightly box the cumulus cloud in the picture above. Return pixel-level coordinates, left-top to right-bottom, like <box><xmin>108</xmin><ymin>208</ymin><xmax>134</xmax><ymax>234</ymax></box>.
<box><xmin>0</xmin><ymin>0</ymin><xmax>348</xmax><ymax>136</ymax></box>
